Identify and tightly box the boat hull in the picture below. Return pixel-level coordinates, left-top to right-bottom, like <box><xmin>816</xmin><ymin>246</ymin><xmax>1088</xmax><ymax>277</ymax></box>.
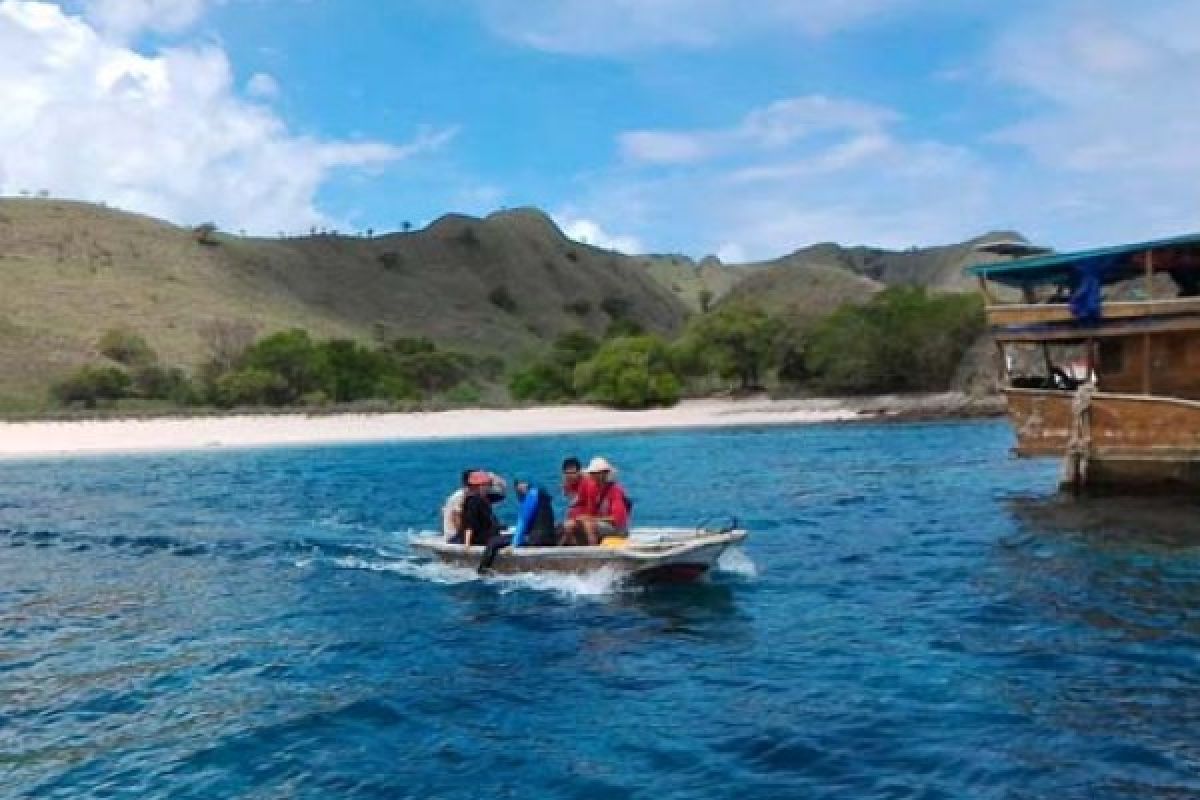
<box><xmin>409</xmin><ymin>529</ymin><xmax>747</xmax><ymax>584</ymax></box>
<box><xmin>1005</xmin><ymin>388</ymin><xmax>1200</xmax><ymax>491</ymax></box>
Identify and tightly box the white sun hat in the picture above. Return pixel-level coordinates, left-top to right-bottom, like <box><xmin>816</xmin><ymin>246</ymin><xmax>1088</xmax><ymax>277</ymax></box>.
<box><xmin>585</xmin><ymin>456</ymin><xmax>616</xmax><ymax>475</ymax></box>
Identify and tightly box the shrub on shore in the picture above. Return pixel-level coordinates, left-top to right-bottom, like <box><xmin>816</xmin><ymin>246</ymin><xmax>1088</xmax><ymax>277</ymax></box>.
<box><xmin>51</xmin><ymin>366</ymin><xmax>132</xmax><ymax>409</ymax></box>
<box><xmin>802</xmin><ymin>287</ymin><xmax>985</xmax><ymax>394</ymax></box>
<box><xmin>574</xmin><ymin>335</ymin><xmax>681</xmax><ymax>409</ymax></box>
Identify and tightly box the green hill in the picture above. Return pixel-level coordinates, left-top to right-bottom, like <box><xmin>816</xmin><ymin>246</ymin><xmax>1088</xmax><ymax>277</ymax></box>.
<box><xmin>0</xmin><ymin>199</ymin><xmax>688</xmax><ymax>410</ymax></box>
<box><xmin>639</xmin><ymin>232</ymin><xmax>1029</xmax><ymax>314</ymax></box>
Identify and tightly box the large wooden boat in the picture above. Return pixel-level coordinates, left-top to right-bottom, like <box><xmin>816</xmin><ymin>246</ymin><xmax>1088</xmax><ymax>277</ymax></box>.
<box><xmin>968</xmin><ymin>232</ymin><xmax>1200</xmax><ymax>492</ymax></box>
<box><xmin>409</xmin><ymin>528</ymin><xmax>748</xmax><ymax>584</ymax></box>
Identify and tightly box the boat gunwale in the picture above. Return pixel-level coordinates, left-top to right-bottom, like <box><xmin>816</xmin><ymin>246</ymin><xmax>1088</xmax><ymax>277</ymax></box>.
<box><xmin>408</xmin><ymin>530</ymin><xmax>748</xmax><ymax>563</ymax></box>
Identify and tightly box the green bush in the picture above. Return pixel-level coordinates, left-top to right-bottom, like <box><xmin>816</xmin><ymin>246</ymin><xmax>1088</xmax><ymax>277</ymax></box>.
<box><xmin>52</xmin><ymin>366</ymin><xmax>132</xmax><ymax>408</ymax></box>
<box><xmin>677</xmin><ymin>306</ymin><xmax>782</xmax><ymax>390</ymax></box>
<box><xmin>215</xmin><ymin>367</ymin><xmax>289</xmax><ymax>407</ymax></box>
<box><xmin>510</xmin><ymin>361</ymin><xmax>575</xmax><ymax>403</ymax></box>
<box><xmin>507</xmin><ymin>331</ymin><xmax>599</xmax><ymax>403</ymax></box>
<box><xmin>604</xmin><ymin>318</ymin><xmax>645</xmax><ymax>339</ymax></box>
<box><xmin>390</xmin><ymin>350</ymin><xmax>472</xmax><ymax>394</ymax></box>
<box><xmin>239</xmin><ymin>329</ymin><xmax>330</xmax><ymax>403</ymax></box>
<box><xmin>375</xmin><ymin>373</ymin><xmax>419</xmax><ymax>403</ymax></box>
<box><xmin>98</xmin><ymin>328</ymin><xmax>156</xmax><ymax>367</ymax></box>
<box><xmin>804</xmin><ymin>287</ymin><xmax>985</xmax><ymax>394</ymax></box>
<box><xmin>131</xmin><ymin>364</ymin><xmax>195</xmax><ymax>404</ymax></box>
<box><xmin>318</xmin><ymin>339</ymin><xmax>387</xmax><ymax>402</ymax></box>
<box><xmin>442</xmin><ymin>383</ymin><xmax>482</xmax><ymax>406</ymax></box>
<box><xmin>574</xmin><ymin>335</ymin><xmax>681</xmax><ymax>409</ymax></box>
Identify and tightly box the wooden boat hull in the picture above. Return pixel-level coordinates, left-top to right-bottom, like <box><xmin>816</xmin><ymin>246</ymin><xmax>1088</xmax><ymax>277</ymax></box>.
<box><xmin>1005</xmin><ymin>388</ymin><xmax>1200</xmax><ymax>491</ymax></box>
<box><xmin>409</xmin><ymin>529</ymin><xmax>748</xmax><ymax>584</ymax></box>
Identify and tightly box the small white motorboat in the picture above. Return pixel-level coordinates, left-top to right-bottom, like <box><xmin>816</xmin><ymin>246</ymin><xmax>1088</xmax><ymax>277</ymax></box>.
<box><xmin>408</xmin><ymin>527</ymin><xmax>748</xmax><ymax>584</ymax></box>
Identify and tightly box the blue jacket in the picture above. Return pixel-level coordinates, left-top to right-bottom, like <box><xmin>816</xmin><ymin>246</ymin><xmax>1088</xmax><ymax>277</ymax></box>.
<box><xmin>511</xmin><ymin>486</ymin><xmax>555</xmax><ymax>547</ymax></box>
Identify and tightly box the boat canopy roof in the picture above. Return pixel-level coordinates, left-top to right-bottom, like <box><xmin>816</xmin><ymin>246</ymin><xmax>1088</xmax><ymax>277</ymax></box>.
<box><xmin>967</xmin><ymin>232</ymin><xmax>1200</xmax><ymax>288</ymax></box>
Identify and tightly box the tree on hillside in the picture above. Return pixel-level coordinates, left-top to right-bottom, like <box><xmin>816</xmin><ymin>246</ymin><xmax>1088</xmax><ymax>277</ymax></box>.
<box><xmin>678</xmin><ymin>306</ymin><xmax>783</xmax><ymax>391</ymax></box>
<box><xmin>193</xmin><ymin>223</ymin><xmax>218</xmax><ymax>246</ymax></box>
<box><xmin>508</xmin><ymin>331</ymin><xmax>600</xmax><ymax>403</ymax></box>
<box><xmin>238</xmin><ymin>329</ymin><xmax>331</xmax><ymax>403</ymax></box>
<box><xmin>318</xmin><ymin>339</ymin><xmax>387</xmax><ymax>403</ymax></box>
<box><xmin>574</xmin><ymin>335</ymin><xmax>681</xmax><ymax>409</ymax></box>
<box><xmin>804</xmin><ymin>286</ymin><xmax>985</xmax><ymax>394</ymax></box>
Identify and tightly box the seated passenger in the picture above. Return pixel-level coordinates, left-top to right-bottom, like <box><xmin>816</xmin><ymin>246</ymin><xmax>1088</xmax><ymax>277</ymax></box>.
<box><xmin>441</xmin><ymin>469</ymin><xmax>475</xmax><ymax>541</ymax></box>
<box><xmin>559</xmin><ymin>456</ymin><xmax>600</xmax><ymax>546</ymax></box>
<box><xmin>561</xmin><ymin>456</ymin><xmax>585</xmax><ymax>519</ymax></box>
<box><xmin>478</xmin><ymin>479</ymin><xmax>556</xmax><ymax>572</ymax></box>
<box><xmin>571</xmin><ymin>457</ymin><xmax>631</xmax><ymax>546</ymax></box>
<box><xmin>459</xmin><ymin>470</ymin><xmax>502</xmax><ymax>548</ymax></box>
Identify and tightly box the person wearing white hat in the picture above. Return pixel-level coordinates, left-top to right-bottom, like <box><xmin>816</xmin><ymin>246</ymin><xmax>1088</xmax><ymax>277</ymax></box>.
<box><xmin>569</xmin><ymin>456</ymin><xmax>631</xmax><ymax>545</ymax></box>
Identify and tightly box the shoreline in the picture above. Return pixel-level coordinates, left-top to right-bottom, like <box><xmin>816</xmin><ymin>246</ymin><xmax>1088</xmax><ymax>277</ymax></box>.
<box><xmin>0</xmin><ymin>393</ymin><xmax>1004</xmax><ymax>460</ymax></box>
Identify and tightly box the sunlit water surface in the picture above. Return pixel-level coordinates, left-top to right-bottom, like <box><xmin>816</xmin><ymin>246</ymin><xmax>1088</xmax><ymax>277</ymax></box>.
<box><xmin>2</xmin><ymin>421</ymin><xmax>1200</xmax><ymax>799</ymax></box>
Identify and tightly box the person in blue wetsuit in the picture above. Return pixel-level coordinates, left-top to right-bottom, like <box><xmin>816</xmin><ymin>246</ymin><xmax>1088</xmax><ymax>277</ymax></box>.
<box><xmin>511</xmin><ymin>480</ymin><xmax>557</xmax><ymax>548</ymax></box>
<box><xmin>478</xmin><ymin>479</ymin><xmax>556</xmax><ymax>573</ymax></box>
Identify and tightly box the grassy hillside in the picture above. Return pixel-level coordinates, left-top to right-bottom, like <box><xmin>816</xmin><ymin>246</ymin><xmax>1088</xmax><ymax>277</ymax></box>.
<box><xmin>639</xmin><ymin>232</ymin><xmax>1029</xmax><ymax>315</ymax></box>
<box><xmin>718</xmin><ymin>262</ymin><xmax>884</xmax><ymax>324</ymax></box>
<box><xmin>634</xmin><ymin>254</ymin><xmax>750</xmax><ymax>311</ymax></box>
<box><xmin>0</xmin><ymin>199</ymin><xmax>688</xmax><ymax>410</ymax></box>
<box><xmin>767</xmin><ymin>232</ymin><xmax>1029</xmax><ymax>292</ymax></box>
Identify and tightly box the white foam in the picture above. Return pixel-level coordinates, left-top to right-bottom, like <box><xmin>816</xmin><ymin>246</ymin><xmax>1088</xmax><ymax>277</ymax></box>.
<box><xmin>490</xmin><ymin>565</ymin><xmax>626</xmax><ymax>598</ymax></box>
<box><xmin>716</xmin><ymin>547</ymin><xmax>758</xmax><ymax>578</ymax></box>
<box><xmin>331</xmin><ymin>555</ymin><xmax>478</xmax><ymax>585</ymax></box>
<box><xmin>329</xmin><ymin>550</ymin><xmax>628</xmax><ymax>598</ymax></box>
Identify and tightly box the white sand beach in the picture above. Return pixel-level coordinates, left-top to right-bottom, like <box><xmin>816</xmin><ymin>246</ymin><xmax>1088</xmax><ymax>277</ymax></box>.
<box><xmin>0</xmin><ymin>398</ymin><xmax>867</xmax><ymax>459</ymax></box>
<box><xmin>0</xmin><ymin>393</ymin><xmax>998</xmax><ymax>459</ymax></box>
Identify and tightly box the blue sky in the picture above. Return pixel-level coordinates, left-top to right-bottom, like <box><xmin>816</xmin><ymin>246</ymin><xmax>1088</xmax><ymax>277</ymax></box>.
<box><xmin>2</xmin><ymin>0</ymin><xmax>1198</xmax><ymax>260</ymax></box>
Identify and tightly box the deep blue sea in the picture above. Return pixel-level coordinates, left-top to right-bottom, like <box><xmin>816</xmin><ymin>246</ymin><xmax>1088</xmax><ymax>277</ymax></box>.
<box><xmin>3</xmin><ymin>420</ymin><xmax>1200</xmax><ymax>799</ymax></box>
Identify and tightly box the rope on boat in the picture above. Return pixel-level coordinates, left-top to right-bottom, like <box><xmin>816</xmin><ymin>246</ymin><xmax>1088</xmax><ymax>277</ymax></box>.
<box><xmin>1062</xmin><ymin>382</ymin><xmax>1095</xmax><ymax>492</ymax></box>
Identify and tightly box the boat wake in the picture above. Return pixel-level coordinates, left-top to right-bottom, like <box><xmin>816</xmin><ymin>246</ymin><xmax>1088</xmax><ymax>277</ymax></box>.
<box><xmin>327</xmin><ymin>552</ymin><xmax>629</xmax><ymax>598</ymax></box>
<box><xmin>716</xmin><ymin>547</ymin><xmax>758</xmax><ymax>579</ymax></box>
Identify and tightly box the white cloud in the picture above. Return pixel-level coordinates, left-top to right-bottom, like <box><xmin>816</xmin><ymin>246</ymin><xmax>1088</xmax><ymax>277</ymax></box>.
<box><xmin>81</xmin><ymin>0</ymin><xmax>213</xmax><ymax>39</ymax></box>
<box><xmin>0</xmin><ymin>1</ymin><xmax>452</xmax><ymax>234</ymax></box>
<box><xmin>621</xmin><ymin>96</ymin><xmax>896</xmax><ymax>166</ymax></box>
<box><xmin>477</xmin><ymin>0</ymin><xmax>906</xmax><ymax>55</ymax></box>
<box><xmin>619</xmin><ymin>131</ymin><xmax>713</xmax><ymax>166</ymax></box>
<box><xmin>986</xmin><ymin>0</ymin><xmax>1200</xmax><ymax>245</ymax></box>
<box><xmin>245</xmin><ymin>71</ymin><xmax>278</xmax><ymax>99</ymax></box>
<box><xmin>556</xmin><ymin>213</ymin><xmax>644</xmax><ymax>254</ymax></box>
<box><xmin>579</xmin><ymin>94</ymin><xmax>992</xmax><ymax>260</ymax></box>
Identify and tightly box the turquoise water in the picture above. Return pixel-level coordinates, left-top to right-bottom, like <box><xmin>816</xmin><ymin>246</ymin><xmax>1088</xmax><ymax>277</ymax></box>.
<box><xmin>3</xmin><ymin>420</ymin><xmax>1200</xmax><ymax>798</ymax></box>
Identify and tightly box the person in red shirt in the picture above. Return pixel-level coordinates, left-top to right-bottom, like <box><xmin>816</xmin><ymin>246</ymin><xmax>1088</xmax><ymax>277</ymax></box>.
<box><xmin>573</xmin><ymin>456</ymin><xmax>630</xmax><ymax>546</ymax></box>
<box><xmin>560</xmin><ymin>456</ymin><xmax>597</xmax><ymax>545</ymax></box>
